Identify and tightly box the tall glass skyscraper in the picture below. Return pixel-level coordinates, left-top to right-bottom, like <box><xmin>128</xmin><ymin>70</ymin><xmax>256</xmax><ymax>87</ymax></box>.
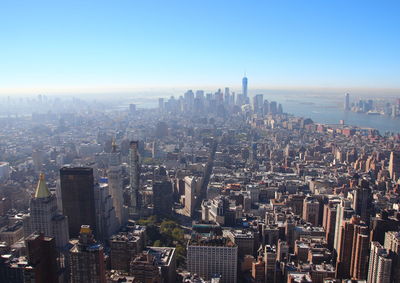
<box><xmin>242</xmin><ymin>76</ymin><xmax>248</xmax><ymax>98</ymax></box>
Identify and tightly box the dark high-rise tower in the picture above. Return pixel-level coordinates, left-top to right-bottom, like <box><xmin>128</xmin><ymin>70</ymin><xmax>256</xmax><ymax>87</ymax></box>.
<box><xmin>60</xmin><ymin>167</ymin><xmax>96</xmax><ymax>238</ymax></box>
<box><xmin>353</xmin><ymin>181</ymin><xmax>372</xmax><ymax>224</ymax></box>
<box><xmin>152</xmin><ymin>167</ymin><xmax>173</xmax><ymax>217</ymax></box>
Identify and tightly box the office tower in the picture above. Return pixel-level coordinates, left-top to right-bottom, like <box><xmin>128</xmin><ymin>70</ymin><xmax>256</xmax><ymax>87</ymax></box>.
<box><xmin>344</xmin><ymin>93</ymin><xmax>350</xmax><ymax>110</ymax></box>
<box><xmin>69</xmin><ymin>225</ymin><xmax>106</xmax><ymax>283</ymax></box>
<box><xmin>152</xmin><ymin>180</ymin><xmax>173</xmax><ymax>217</ymax></box>
<box><xmin>368</xmin><ymin>242</ymin><xmax>392</xmax><ymax>283</ymax></box>
<box><xmin>108</xmin><ymin>141</ymin><xmax>124</xmax><ymax>225</ymax></box>
<box><xmin>184</xmin><ymin>89</ymin><xmax>195</xmax><ymax>112</ymax></box>
<box><xmin>333</xmin><ymin>199</ymin><xmax>354</xmax><ymax>253</ymax></box>
<box><xmin>60</xmin><ymin>167</ymin><xmax>96</xmax><ymax>238</ymax></box>
<box><xmin>94</xmin><ymin>182</ymin><xmax>118</xmax><ymax>241</ymax></box>
<box><xmin>252</xmin><ymin>256</ymin><xmax>265</xmax><ymax>283</ymax></box>
<box><xmin>263</xmin><ymin>99</ymin><xmax>269</xmax><ymax>115</ymax></box>
<box><xmin>269</xmin><ymin>101</ymin><xmax>277</xmax><ymax>114</ymax></box>
<box><xmin>389</xmin><ymin>151</ymin><xmax>400</xmax><ymax>181</ymax></box>
<box><xmin>187</xmin><ymin>236</ymin><xmax>238</xmax><ymax>283</ymax></box>
<box><xmin>353</xmin><ymin>183</ymin><xmax>372</xmax><ymax>224</ymax></box>
<box><xmin>25</xmin><ymin>173</ymin><xmax>69</xmax><ymax>249</ymax></box>
<box><xmin>302</xmin><ymin>196</ymin><xmax>320</xmax><ymax>226</ymax></box>
<box><xmin>109</xmin><ymin>225</ymin><xmax>146</xmax><ymax>271</ymax></box>
<box><xmin>277</xmin><ymin>103</ymin><xmax>283</xmax><ymax>114</ymax></box>
<box><xmin>224</xmin><ymin>87</ymin><xmax>230</xmax><ymax>105</ymax></box>
<box><xmin>265</xmin><ymin>245</ymin><xmax>277</xmax><ymax>283</ymax></box>
<box><xmin>253</xmin><ymin>94</ymin><xmax>264</xmax><ymax>115</ymax></box>
<box><xmin>184</xmin><ymin>176</ymin><xmax>197</xmax><ymax>217</ymax></box>
<box><xmin>242</xmin><ymin>76</ymin><xmax>248</xmax><ymax>99</ymax></box>
<box><xmin>25</xmin><ymin>232</ymin><xmax>59</xmax><ymax>283</ymax></box>
<box><xmin>129</xmin><ymin>141</ymin><xmax>140</xmax><ymax>219</ymax></box>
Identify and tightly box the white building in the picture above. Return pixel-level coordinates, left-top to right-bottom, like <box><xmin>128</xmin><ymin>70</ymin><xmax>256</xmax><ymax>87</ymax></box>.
<box><xmin>187</xmin><ymin>236</ymin><xmax>238</xmax><ymax>283</ymax></box>
<box><xmin>95</xmin><ymin>181</ymin><xmax>119</xmax><ymax>241</ymax></box>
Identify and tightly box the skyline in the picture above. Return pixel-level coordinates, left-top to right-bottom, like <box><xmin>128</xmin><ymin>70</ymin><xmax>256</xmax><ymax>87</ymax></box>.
<box><xmin>1</xmin><ymin>0</ymin><xmax>400</xmax><ymax>95</ymax></box>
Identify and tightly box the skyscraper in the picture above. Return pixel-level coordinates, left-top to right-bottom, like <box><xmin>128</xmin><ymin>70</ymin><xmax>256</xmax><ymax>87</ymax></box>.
<box><xmin>353</xmin><ymin>183</ymin><xmax>372</xmax><ymax>224</ymax></box>
<box><xmin>323</xmin><ymin>200</ymin><xmax>339</xmax><ymax>250</ymax></box>
<box><xmin>253</xmin><ymin>94</ymin><xmax>264</xmax><ymax>115</ymax></box>
<box><xmin>344</xmin><ymin>93</ymin><xmax>350</xmax><ymax>111</ymax></box>
<box><xmin>333</xmin><ymin>198</ymin><xmax>354</xmax><ymax>253</ymax></box>
<box><xmin>336</xmin><ymin>215</ymin><xmax>369</xmax><ymax>280</ymax></box>
<box><xmin>26</xmin><ymin>173</ymin><xmax>69</xmax><ymax>249</ymax></box>
<box><xmin>368</xmin><ymin>242</ymin><xmax>392</xmax><ymax>283</ymax></box>
<box><xmin>389</xmin><ymin>151</ymin><xmax>400</xmax><ymax>181</ymax></box>
<box><xmin>60</xmin><ymin>167</ymin><xmax>96</xmax><ymax>238</ymax></box>
<box><xmin>242</xmin><ymin>76</ymin><xmax>248</xmax><ymax>101</ymax></box>
<box><xmin>152</xmin><ymin>180</ymin><xmax>173</xmax><ymax>217</ymax></box>
<box><xmin>108</xmin><ymin>140</ymin><xmax>124</xmax><ymax>225</ymax></box>
<box><xmin>94</xmin><ymin>181</ymin><xmax>119</xmax><ymax>241</ymax></box>
<box><xmin>69</xmin><ymin>225</ymin><xmax>106</xmax><ymax>283</ymax></box>
<box><xmin>129</xmin><ymin>141</ymin><xmax>140</xmax><ymax>219</ymax></box>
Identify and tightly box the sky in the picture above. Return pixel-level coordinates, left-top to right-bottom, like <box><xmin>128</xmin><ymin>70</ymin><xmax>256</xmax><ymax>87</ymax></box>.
<box><xmin>0</xmin><ymin>0</ymin><xmax>399</xmax><ymax>95</ymax></box>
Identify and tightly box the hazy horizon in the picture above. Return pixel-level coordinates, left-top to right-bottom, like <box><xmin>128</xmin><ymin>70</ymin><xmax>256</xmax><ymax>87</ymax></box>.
<box><xmin>0</xmin><ymin>85</ymin><xmax>399</xmax><ymax>100</ymax></box>
<box><xmin>1</xmin><ymin>0</ymin><xmax>399</xmax><ymax>95</ymax></box>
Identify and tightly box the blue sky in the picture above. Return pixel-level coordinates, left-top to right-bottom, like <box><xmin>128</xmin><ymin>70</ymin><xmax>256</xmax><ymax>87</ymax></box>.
<box><xmin>0</xmin><ymin>0</ymin><xmax>399</xmax><ymax>95</ymax></box>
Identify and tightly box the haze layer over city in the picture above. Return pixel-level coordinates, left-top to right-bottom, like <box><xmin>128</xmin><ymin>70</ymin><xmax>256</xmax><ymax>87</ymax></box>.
<box><xmin>0</xmin><ymin>1</ymin><xmax>400</xmax><ymax>283</ymax></box>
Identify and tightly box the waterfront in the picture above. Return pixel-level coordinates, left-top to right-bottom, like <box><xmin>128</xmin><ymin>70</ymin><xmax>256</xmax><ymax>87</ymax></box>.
<box><xmin>280</xmin><ymin>98</ymin><xmax>399</xmax><ymax>134</ymax></box>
